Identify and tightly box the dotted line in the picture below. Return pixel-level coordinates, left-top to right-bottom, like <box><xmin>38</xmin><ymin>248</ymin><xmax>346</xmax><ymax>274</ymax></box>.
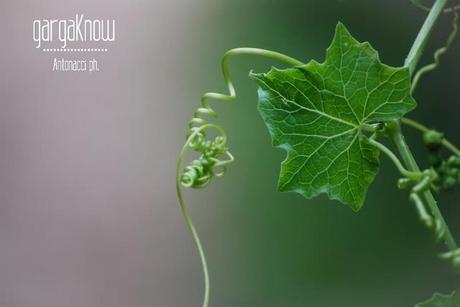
<box><xmin>43</xmin><ymin>48</ymin><xmax>108</xmax><ymax>52</ymax></box>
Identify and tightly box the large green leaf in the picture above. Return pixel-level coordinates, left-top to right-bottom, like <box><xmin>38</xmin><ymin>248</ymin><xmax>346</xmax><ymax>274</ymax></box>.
<box><xmin>416</xmin><ymin>291</ymin><xmax>460</xmax><ymax>307</ymax></box>
<box><xmin>250</xmin><ymin>22</ymin><xmax>416</xmax><ymax>210</ymax></box>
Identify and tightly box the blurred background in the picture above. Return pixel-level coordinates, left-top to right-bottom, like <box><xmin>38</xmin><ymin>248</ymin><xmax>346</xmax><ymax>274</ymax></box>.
<box><xmin>1</xmin><ymin>0</ymin><xmax>460</xmax><ymax>306</ymax></box>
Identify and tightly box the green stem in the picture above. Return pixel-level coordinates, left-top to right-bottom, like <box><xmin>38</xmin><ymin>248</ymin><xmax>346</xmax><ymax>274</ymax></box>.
<box><xmin>410</xmin><ymin>0</ymin><xmax>460</xmax><ymax>13</ymax></box>
<box><xmin>389</xmin><ymin>124</ymin><xmax>457</xmax><ymax>251</ymax></box>
<box><xmin>401</xmin><ymin>117</ymin><xmax>430</xmax><ymax>132</ymax></box>
<box><xmin>400</xmin><ymin>0</ymin><xmax>458</xmax><ymax>257</ymax></box>
<box><xmin>368</xmin><ymin>137</ymin><xmax>422</xmax><ymax>180</ymax></box>
<box><xmin>405</xmin><ymin>0</ymin><xmax>448</xmax><ymax>74</ymax></box>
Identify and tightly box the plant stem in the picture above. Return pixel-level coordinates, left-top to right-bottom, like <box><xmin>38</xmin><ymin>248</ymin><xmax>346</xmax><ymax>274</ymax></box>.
<box><xmin>368</xmin><ymin>137</ymin><xmax>422</xmax><ymax>180</ymax></box>
<box><xmin>405</xmin><ymin>0</ymin><xmax>448</xmax><ymax>74</ymax></box>
<box><xmin>389</xmin><ymin>123</ymin><xmax>458</xmax><ymax>251</ymax></box>
<box><xmin>401</xmin><ymin>117</ymin><xmax>430</xmax><ymax>132</ymax></box>
<box><xmin>399</xmin><ymin>0</ymin><xmax>458</xmax><ymax>254</ymax></box>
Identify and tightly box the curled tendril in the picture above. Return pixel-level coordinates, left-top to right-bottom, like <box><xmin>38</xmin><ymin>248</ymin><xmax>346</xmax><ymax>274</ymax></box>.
<box><xmin>396</xmin><ymin>119</ymin><xmax>460</xmax><ymax>269</ymax></box>
<box><xmin>180</xmin><ymin>48</ymin><xmax>304</xmax><ymax>190</ymax></box>
<box><xmin>403</xmin><ymin>170</ymin><xmax>460</xmax><ymax>270</ymax></box>
<box><xmin>411</xmin><ymin>4</ymin><xmax>459</xmax><ymax>92</ymax></box>
<box><xmin>180</xmin><ymin>97</ymin><xmax>234</xmax><ymax>189</ymax></box>
<box><xmin>180</xmin><ymin>135</ymin><xmax>234</xmax><ymax>189</ymax></box>
<box><xmin>176</xmin><ymin>48</ymin><xmax>304</xmax><ymax>307</ymax></box>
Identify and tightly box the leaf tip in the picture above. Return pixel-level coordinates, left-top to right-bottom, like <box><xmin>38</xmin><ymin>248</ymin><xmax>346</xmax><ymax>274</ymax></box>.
<box><xmin>335</xmin><ymin>21</ymin><xmax>351</xmax><ymax>36</ymax></box>
<box><xmin>350</xmin><ymin>200</ymin><xmax>364</xmax><ymax>212</ymax></box>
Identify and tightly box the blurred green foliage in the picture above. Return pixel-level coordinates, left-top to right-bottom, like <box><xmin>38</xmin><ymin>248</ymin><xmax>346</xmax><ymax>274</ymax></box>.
<box><xmin>181</xmin><ymin>0</ymin><xmax>460</xmax><ymax>306</ymax></box>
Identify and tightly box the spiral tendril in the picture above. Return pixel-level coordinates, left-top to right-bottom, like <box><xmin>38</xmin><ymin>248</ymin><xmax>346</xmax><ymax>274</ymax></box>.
<box><xmin>393</xmin><ymin>120</ymin><xmax>460</xmax><ymax>269</ymax></box>
<box><xmin>180</xmin><ymin>48</ymin><xmax>304</xmax><ymax>190</ymax></box>
<box><xmin>180</xmin><ymin>135</ymin><xmax>234</xmax><ymax>189</ymax></box>
<box><xmin>411</xmin><ymin>5</ymin><xmax>459</xmax><ymax>92</ymax></box>
<box><xmin>403</xmin><ymin>168</ymin><xmax>460</xmax><ymax>270</ymax></box>
<box><xmin>176</xmin><ymin>48</ymin><xmax>304</xmax><ymax>307</ymax></box>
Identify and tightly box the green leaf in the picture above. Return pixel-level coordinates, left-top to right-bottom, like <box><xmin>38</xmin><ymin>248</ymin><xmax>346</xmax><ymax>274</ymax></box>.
<box><xmin>250</xmin><ymin>22</ymin><xmax>416</xmax><ymax>210</ymax></box>
<box><xmin>416</xmin><ymin>291</ymin><xmax>460</xmax><ymax>307</ymax></box>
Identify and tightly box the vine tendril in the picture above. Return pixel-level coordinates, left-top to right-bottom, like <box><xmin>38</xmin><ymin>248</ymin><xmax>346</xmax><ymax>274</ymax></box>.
<box><xmin>411</xmin><ymin>6</ymin><xmax>459</xmax><ymax>92</ymax></box>
<box><xmin>410</xmin><ymin>183</ymin><xmax>460</xmax><ymax>269</ymax></box>
<box><xmin>370</xmin><ymin>125</ymin><xmax>460</xmax><ymax>269</ymax></box>
<box><xmin>390</xmin><ymin>148</ymin><xmax>460</xmax><ymax>269</ymax></box>
<box><xmin>176</xmin><ymin>48</ymin><xmax>304</xmax><ymax>307</ymax></box>
<box><xmin>176</xmin><ymin>126</ymin><xmax>214</xmax><ymax>307</ymax></box>
<box><xmin>368</xmin><ymin>136</ymin><xmax>423</xmax><ymax>180</ymax></box>
<box><xmin>181</xmin><ymin>48</ymin><xmax>304</xmax><ymax>189</ymax></box>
